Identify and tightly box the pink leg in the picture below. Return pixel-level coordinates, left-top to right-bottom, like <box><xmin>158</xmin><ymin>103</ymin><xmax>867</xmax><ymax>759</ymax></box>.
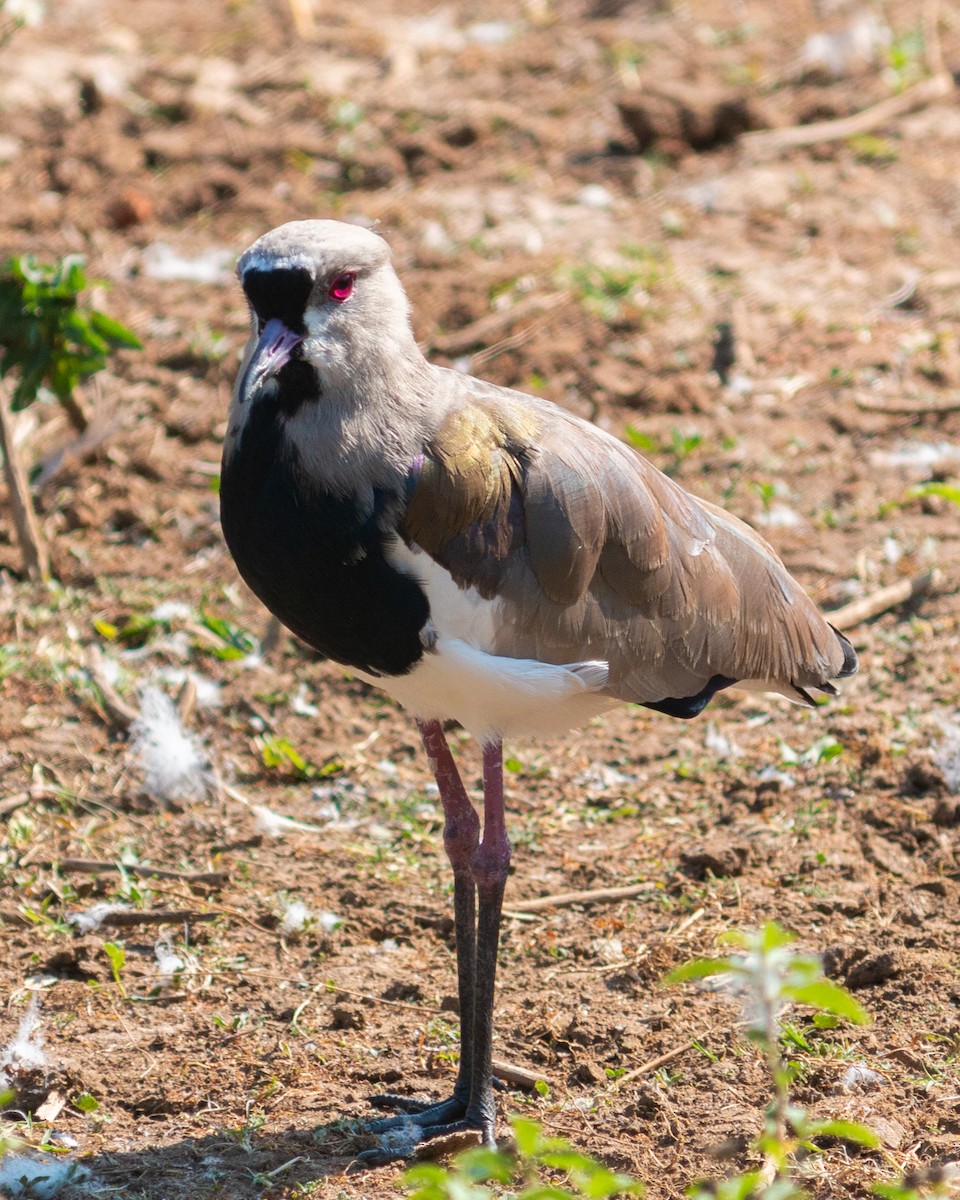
<box><xmin>466</xmin><ymin>738</ymin><xmax>511</xmax><ymax>1143</ymax></box>
<box><xmin>366</xmin><ymin>719</ymin><xmax>480</xmax><ymax>1135</ymax></box>
<box><xmin>417</xmin><ymin>719</ymin><xmax>480</xmax><ymax>1101</ymax></box>
<box><xmin>362</xmin><ymin>728</ymin><xmax>509</xmax><ymax>1159</ymax></box>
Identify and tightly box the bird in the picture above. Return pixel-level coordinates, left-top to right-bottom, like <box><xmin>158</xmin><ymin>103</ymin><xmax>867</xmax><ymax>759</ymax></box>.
<box><xmin>219</xmin><ymin>218</ymin><xmax>857</xmax><ymax>1163</ymax></box>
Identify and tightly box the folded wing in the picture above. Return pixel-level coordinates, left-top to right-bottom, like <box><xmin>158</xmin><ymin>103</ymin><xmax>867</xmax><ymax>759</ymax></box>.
<box><xmin>402</xmin><ymin>372</ymin><xmax>856</xmax><ymax>714</ymax></box>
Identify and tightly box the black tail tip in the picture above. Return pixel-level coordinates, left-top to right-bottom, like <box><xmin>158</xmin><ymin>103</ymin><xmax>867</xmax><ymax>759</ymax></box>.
<box><xmin>830</xmin><ymin>625</ymin><xmax>859</xmax><ymax>678</ymax></box>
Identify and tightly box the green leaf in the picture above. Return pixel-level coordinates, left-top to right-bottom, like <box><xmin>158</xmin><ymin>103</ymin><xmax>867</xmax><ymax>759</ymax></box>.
<box><xmin>756</xmin><ymin>920</ymin><xmax>797</xmax><ymax>952</ymax></box>
<box><xmin>664</xmin><ymin>957</ymin><xmax>732</xmax><ymax>982</ymax></box>
<box><xmin>686</xmin><ymin>1174</ymin><xmax>764</xmax><ymax>1200</ymax></box>
<box><xmin>88</xmin><ymin>310</ymin><xmax>143</xmax><ymax>349</ymax></box>
<box><xmin>454</xmin><ymin>1146</ymin><xmax>514</xmax><ymax>1184</ymax></box>
<box><xmin>200</xmin><ymin>611</ymin><xmax>255</xmax><ymax>655</ymax></box>
<box><xmin>72</xmin><ymin>1092</ymin><xmax>99</xmax><ymax>1113</ymax></box>
<box><xmin>0</xmin><ymin>252</ymin><xmax>139</xmax><ymax>413</ymax></box>
<box><xmin>213</xmin><ymin>645</ymin><xmax>246</xmax><ymax>661</ymax></box>
<box><xmin>806</xmin><ymin>1117</ymin><xmax>880</xmax><ymax>1148</ymax></box>
<box><xmin>103</xmin><ymin>941</ymin><xmax>126</xmax><ymax>994</ymax></box>
<box><xmin>872</xmin><ymin>1184</ymin><xmax>915</xmax><ymax>1200</ymax></box>
<box><xmin>624</xmin><ymin>426</ymin><xmax>659</xmax><ymax>452</ymax></box>
<box><xmin>511</xmin><ymin>1116</ymin><xmax>544</xmax><ymax>1158</ymax></box>
<box><xmin>909</xmin><ymin>481</ymin><xmax>960</xmax><ymax>508</ymax></box>
<box><xmin>261</xmin><ymin>736</ymin><xmax>311</xmax><ymax>775</ymax></box>
<box><xmin>785</xmin><ymin>979</ymin><xmax>870</xmax><ymax>1025</ymax></box>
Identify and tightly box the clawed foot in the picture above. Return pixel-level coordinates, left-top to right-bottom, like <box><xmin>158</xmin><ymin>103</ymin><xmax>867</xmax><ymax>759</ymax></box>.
<box><xmin>367</xmin><ymin>1090</ymin><xmax>468</xmax><ymax>1127</ymax></box>
<box><xmin>354</xmin><ymin>1091</ymin><xmax>494</xmax><ymax>1167</ymax></box>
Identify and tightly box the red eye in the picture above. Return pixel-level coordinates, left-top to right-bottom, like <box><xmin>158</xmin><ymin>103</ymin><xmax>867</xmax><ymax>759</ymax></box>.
<box><xmin>328</xmin><ymin>272</ymin><xmax>355</xmax><ymax>303</ymax></box>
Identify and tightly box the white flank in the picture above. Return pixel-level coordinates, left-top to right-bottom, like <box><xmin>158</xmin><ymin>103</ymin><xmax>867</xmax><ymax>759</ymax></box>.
<box><xmin>367</xmin><ymin>541</ymin><xmax>613</xmax><ymax>742</ymax></box>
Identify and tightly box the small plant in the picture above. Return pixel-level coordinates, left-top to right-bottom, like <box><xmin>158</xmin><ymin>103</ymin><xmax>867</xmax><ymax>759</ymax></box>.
<box><xmin>847</xmin><ymin>133</ymin><xmax>898</xmax><ymax>164</ymax></box>
<box><xmin>779</xmin><ymin>734</ymin><xmax>844</xmax><ymax>766</ymax></box>
<box><xmin>624</xmin><ymin>425</ymin><xmax>705</xmax><ymax>477</ymax></box>
<box><xmin>567</xmin><ymin>249</ymin><xmax>666</xmax><ymax>325</ymax></box>
<box><xmin>751</xmin><ymin>480</ymin><xmax>778</xmax><ymax>513</ymax></box>
<box><xmin>874</xmin><ymin>1165</ymin><xmax>960</xmax><ymax>1199</ymax></box>
<box><xmin>198</xmin><ymin>609</ymin><xmax>258</xmax><ymax>660</ymax></box>
<box><xmin>886</xmin><ymin>23</ymin><xmax>926</xmax><ymax>87</ymax></box>
<box><xmin>0</xmin><ymin>254</ymin><xmax>140</xmax><ymax>579</ymax></box>
<box><xmin>103</xmin><ymin>941</ymin><xmax>127</xmax><ymax>998</ymax></box>
<box><xmin>668</xmin><ymin>922</ymin><xmax>874</xmax><ymax>1195</ymax></box>
<box><xmin>403</xmin><ymin>1116</ymin><xmax>645</xmax><ymax>1199</ymax></box>
<box><xmin>260</xmin><ymin>734</ymin><xmax>313</xmax><ymax>777</ymax></box>
<box><xmin>72</xmin><ymin>1092</ymin><xmax>100</xmax><ymax>1114</ymax></box>
<box><xmin>909</xmin><ymin>481</ymin><xmax>960</xmax><ymax>508</ymax></box>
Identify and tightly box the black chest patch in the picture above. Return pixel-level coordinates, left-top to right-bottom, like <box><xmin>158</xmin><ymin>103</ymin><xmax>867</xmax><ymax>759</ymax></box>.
<box><xmin>220</xmin><ymin>398</ymin><xmax>429</xmax><ymax>677</ymax></box>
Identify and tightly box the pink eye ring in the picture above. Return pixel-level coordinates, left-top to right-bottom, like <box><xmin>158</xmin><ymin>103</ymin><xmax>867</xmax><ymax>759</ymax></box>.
<box><xmin>328</xmin><ymin>271</ymin><xmax>355</xmax><ymax>303</ymax></box>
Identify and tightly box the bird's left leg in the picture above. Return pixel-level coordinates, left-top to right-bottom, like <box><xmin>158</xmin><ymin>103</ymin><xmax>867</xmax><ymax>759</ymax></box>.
<box><xmin>359</xmin><ymin>736</ymin><xmax>511</xmax><ymax>1165</ymax></box>
<box><xmin>365</xmin><ymin>719</ymin><xmax>481</xmax><ymax>1135</ymax></box>
<box><xmin>460</xmin><ymin>737</ymin><xmax>510</xmax><ymax>1148</ymax></box>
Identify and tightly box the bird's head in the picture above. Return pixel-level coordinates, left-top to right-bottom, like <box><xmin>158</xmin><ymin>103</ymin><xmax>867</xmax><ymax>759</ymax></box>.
<box><xmin>234</xmin><ymin>219</ymin><xmax>418</xmax><ymax>411</ymax></box>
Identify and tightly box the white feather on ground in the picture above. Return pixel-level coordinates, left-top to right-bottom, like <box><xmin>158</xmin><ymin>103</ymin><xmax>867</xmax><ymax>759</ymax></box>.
<box><xmin>281</xmin><ymin>900</ymin><xmax>311</xmax><ymax>935</ymax></box>
<box><xmin>252</xmin><ymin>804</ymin><xmax>328</xmax><ymax>837</ymax></box>
<box><xmin>0</xmin><ymin>1154</ymin><xmax>89</xmax><ymax>1198</ymax></box>
<box><xmin>934</xmin><ymin>716</ymin><xmax>960</xmax><ymax>793</ymax></box>
<box><xmin>154</xmin><ymin>939</ymin><xmax>186</xmax><ymax>986</ymax></box>
<box><xmin>66</xmin><ymin>902</ymin><xmax>130</xmax><ymax>934</ymax></box>
<box><xmin>130</xmin><ymin>685</ymin><xmax>206</xmax><ymax>800</ymax></box>
<box><xmin>0</xmin><ymin>996</ymin><xmax>46</xmax><ymax>1088</ymax></box>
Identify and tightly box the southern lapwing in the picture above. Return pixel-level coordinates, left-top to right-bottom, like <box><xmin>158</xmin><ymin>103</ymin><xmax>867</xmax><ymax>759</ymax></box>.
<box><xmin>220</xmin><ymin>219</ymin><xmax>857</xmax><ymax>1162</ymax></box>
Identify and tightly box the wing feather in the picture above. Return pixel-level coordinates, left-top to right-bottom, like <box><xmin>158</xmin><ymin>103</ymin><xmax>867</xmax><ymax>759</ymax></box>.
<box><xmin>401</xmin><ymin>374</ymin><xmax>854</xmax><ymax>708</ymax></box>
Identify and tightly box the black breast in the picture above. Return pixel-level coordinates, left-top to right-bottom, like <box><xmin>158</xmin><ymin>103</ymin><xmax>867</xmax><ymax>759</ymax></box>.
<box><xmin>220</xmin><ymin>395</ymin><xmax>429</xmax><ymax>677</ymax></box>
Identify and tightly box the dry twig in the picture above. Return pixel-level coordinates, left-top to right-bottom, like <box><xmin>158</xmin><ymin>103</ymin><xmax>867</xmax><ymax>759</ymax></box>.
<box><xmin>43</xmin><ymin>859</ymin><xmax>228</xmax><ymax>887</ymax></box>
<box><xmin>617</xmin><ymin>1043</ymin><xmax>689</xmax><ymax>1086</ymax></box>
<box><xmin>88</xmin><ymin>909</ymin><xmax>220</xmax><ymax>928</ymax></box>
<box><xmin>490</xmin><ymin>1057</ymin><xmax>548</xmax><ymax>1092</ymax></box>
<box><xmin>742</xmin><ymin>72</ymin><xmax>955</xmax><ymax>155</ymax></box>
<box><xmin>0</xmin><ymin>790</ymin><xmax>33</xmax><ymax>817</ymax></box>
<box><xmin>829</xmin><ymin>569</ymin><xmax>940</xmax><ymax>630</ymax></box>
<box><xmin>504</xmin><ymin>881</ymin><xmax>651</xmax><ymax>915</ymax></box>
<box><xmin>0</xmin><ymin>390</ymin><xmax>50</xmax><ymax>581</ymax></box>
<box><xmin>855</xmin><ymin>394</ymin><xmax>960</xmax><ymax>415</ymax></box>
<box><xmin>84</xmin><ymin>653</ymin><xmax>138</xmax><ymax>729</ymax></box>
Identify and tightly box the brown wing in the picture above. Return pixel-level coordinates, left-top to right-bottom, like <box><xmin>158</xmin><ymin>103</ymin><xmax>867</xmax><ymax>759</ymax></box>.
<box><xmin>402</xmin><ymin>374</ymin><xmax>856</xmax><ymax>710</ymax></box>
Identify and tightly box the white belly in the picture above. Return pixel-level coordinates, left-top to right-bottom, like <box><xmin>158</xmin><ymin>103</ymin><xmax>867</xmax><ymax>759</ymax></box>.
<box><xmin>352</xmin><ymin>541</ymin><xmax>614</xmax><ymax>744</ymax></box>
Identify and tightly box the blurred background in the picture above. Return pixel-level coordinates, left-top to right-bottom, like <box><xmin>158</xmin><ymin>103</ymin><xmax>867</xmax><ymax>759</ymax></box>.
<box><xmin>0</xmin><ymin>1</ymin><xmax>958</xmax><ymax>1197</ymax></box>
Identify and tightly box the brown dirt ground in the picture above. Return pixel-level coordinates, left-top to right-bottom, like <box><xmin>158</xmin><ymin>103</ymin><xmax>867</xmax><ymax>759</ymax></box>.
<box><xmin>0</xmin><ymin>0</ymin><xmax>959</xmax><ymax>1197</ymax></box>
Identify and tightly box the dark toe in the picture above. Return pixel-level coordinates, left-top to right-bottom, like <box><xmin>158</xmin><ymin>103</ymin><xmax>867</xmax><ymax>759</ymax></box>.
<box><xmin>366</xmin><ymin>1095</ymin><xmax>467</xmax><ymax>1131</ymax></box>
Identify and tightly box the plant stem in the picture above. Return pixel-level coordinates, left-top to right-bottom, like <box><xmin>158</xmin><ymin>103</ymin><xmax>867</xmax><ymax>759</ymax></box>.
<box><xmin>0</xmin><ymin>389</ymin><xmax>50</xmax><ymax>581</ymax></box>
<box><xmin>58</xmin><ymin>390</ymin><xmax>90</xmax><ymax>433</ymax></box>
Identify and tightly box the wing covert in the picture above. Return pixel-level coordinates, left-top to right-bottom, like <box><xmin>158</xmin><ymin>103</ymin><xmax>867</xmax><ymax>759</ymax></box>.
<box><xmin>400</xmin><ymin>384</ymin><xmax>851</xmax><ymax>708</ymax></box>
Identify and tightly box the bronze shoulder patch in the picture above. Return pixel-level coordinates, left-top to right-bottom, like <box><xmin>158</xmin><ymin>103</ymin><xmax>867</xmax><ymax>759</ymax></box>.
<box><xmin>403</xmin><ymin>403</ymin><xmax>534</xmax><ymax>553</ymax></box>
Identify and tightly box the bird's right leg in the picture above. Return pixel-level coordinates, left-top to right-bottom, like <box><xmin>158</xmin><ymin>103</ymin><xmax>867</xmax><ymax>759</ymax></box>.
<box><xmin>365</xmin><ymin>718</ymin><xmax>480</xmax><ymax>1133</ymax></box>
